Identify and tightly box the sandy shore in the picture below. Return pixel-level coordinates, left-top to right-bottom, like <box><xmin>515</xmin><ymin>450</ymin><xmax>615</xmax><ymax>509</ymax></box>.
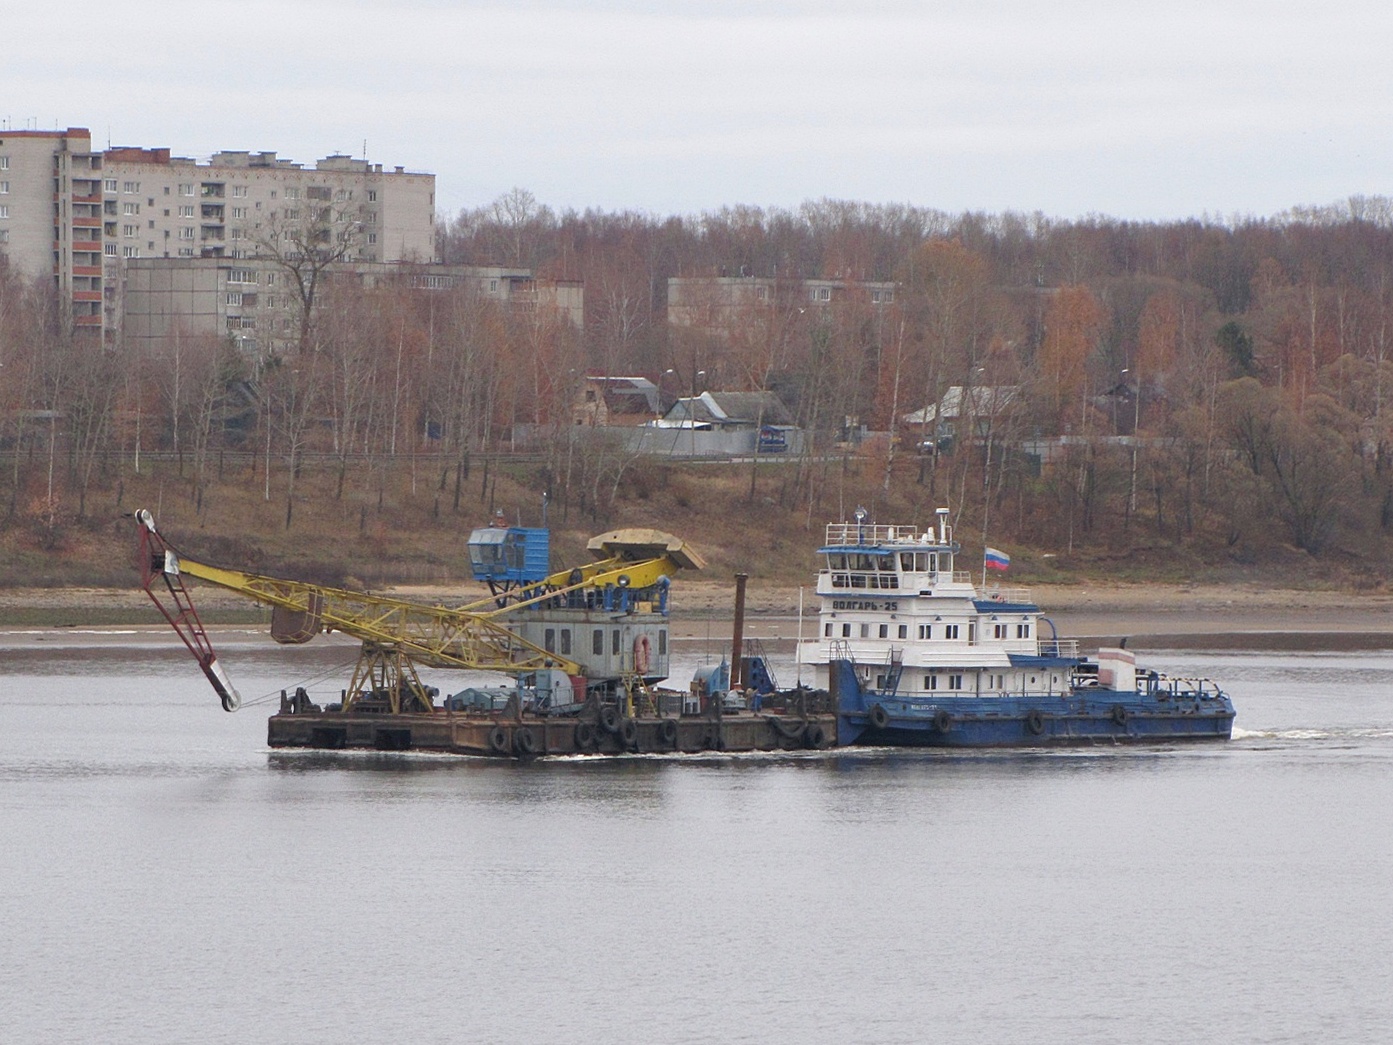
<box><xmin>4</xmin><ymin>581</ymin><xmax>1393</xmax><ymax>651</ymax></box>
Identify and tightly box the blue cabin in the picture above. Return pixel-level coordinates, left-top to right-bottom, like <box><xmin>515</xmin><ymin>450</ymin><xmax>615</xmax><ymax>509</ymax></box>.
<box><xmin>467</xmin><ymin>526</ymin><xmax>551</xmax><ymax>587</ymax></box>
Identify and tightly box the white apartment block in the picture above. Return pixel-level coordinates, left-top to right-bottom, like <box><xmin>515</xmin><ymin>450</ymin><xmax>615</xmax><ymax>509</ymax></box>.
<box><xmin>0</xmin><ymin>127</ymin><xmax>436</xmax><ymax>342</ymax></box>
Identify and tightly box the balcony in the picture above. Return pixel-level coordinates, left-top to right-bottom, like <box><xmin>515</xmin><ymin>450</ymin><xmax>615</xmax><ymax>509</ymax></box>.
<box><xmin>72</xmin><ymin>291</ymin><xmax>103</xmax><ymax>303</ymax></box>
<box><xmin>73</xmin><ymin>216</ymin><xmax>101</xmax><ymax>228</ymax></box>
<box><xmin>71</xmin><ymin>192</ymin><xmax>102</xmax><ymax>204</ymax></box>
<box><xmin>74</xmin><ymin>315</ymin><xmax>103</xmax><ymax>327</ymax></box>
<box><xmin>72</xmin><ymin>265</ymin><xmax>103</xmax><ymax>277</ymax></box>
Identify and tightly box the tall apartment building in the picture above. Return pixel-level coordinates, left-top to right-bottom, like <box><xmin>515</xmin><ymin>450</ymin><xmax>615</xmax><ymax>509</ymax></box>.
<box><xmin>0</xmin><ymin>127</ymin><xmax>436</xmax><ymax>342</ymax></box>
<box><xmin>0</xmin><ymin>128</ymin><xmax>107</xmax><ymax>333</ymax></box>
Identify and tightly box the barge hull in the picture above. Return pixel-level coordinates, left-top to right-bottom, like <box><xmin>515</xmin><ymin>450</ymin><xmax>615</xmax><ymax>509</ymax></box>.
<box><xmin>268</xmin><ymin>710</ymin><xmax>836</xmax><ymax>758</ymax></box>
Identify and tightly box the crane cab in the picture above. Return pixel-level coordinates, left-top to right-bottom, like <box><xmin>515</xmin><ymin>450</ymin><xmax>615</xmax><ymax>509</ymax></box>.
<box><xmin>468</xmin><ymin>525</ymin><xmax>551</xmax><ymax>590</ymax></box>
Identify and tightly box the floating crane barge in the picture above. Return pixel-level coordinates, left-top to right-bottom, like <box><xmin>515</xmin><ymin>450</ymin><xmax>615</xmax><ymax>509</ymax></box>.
<box><xmin>135</xmin><ymin>510</ymin><xmax>833</xmax><ymax>758</ymax></box>
<box><xmin>134</xmin><ymin>507</ymin><xmax>1230</xmax><ymax>757</ymax></box>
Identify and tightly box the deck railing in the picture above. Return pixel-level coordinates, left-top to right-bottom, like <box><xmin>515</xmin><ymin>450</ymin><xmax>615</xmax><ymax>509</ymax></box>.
<box><xmin>978</xmin><ymin>586</ymin><xmax>1032</xmax><ymax>604</ymax></box>
<box><xmin>1039</xmin><ymin>639</ymin><xmax>1079</xmax><ymax>658</ymax></box>
<box><xmin>825</xmin><ymin>522</ymin><xmax>934</xmax><ymax>545</ymax></box>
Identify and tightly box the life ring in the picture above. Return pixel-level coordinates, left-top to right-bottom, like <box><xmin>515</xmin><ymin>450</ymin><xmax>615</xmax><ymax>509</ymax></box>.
<box><xmin>599</xmin><ymin>706</ymin><xmax>620</xmax><ymax>733</ymax></box>
<box><xmin>868</xmin><ymin>703</ymin><xmax>890</xmax><ymax>729</ymax></box>
<box><xmin>1025</xmin><ymin>709</ymin><xmax>1046</xmax><ymax>735</ymax></box>
<box><xmin>633</xmin><ymin>634</ymin><xmax>652</xmax><ymax>674</ymax></box>
<box><xmin>658</xmin><ymin>718</ymin><xmax>679</xmax><ymax>748</ymax></box>
<box><xmin>619</xmin><ymin>718</ymin><xmax>639</xmax><ymax>747</ymax></box>
<box><xmin>804</xmin><ymin>723</ymin><xmax>828</xmax><ymax>749</ymax></box>
<box><xmin>487</xmin><ymin>725</ymin><xmax>510</xmax><ymax>754</ymax></box>
<box><xmin>1111</xmin><ymin>704</ymin><xmax>1130</xmax><ymax>726</ymax></box>
<box><xmin>514</xmin><ymin>726</ymin><xmax>537</xmax><ymax>756</ymax></box>
<box><xmin>574</xmin><ymin>721</ymin><xmax>596</xmax><ymax>749</ymax></box>
<box><xmin>933</xmin><ymin>709</ymin><xmax>953</xmax><ymax>733</ymax></box>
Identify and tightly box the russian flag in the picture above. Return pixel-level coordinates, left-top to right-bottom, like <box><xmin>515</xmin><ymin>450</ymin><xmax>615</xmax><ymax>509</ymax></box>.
<box><xmin>984</xmin><ymin>547</ymin><xmax>1010</xmax><ymax>571</ymax></box>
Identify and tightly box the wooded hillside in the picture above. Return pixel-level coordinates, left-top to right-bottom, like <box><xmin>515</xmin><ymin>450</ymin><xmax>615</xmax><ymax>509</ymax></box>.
<box><xmin>4</xmin><ymin>192</ymin><xmax>1393</xmax><ymax>587</ymax></box>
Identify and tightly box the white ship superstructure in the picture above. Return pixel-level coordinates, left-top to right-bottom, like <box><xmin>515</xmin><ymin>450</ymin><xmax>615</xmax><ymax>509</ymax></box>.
<box><xmin>797</xmin><ymin>509</ymin><xmax>1077</xmax><ymax>699</ymax></box>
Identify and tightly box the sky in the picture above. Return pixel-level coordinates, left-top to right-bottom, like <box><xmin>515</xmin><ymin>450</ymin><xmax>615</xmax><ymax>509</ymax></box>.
<box><xmin>7</xmin><ymin>0</ymin><xmax>1392</xmax><ymax>223</ymax></box>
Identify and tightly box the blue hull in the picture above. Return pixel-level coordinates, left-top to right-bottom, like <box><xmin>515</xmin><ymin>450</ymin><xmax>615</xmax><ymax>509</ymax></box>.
<box><xmin>831</xmin><ymin>661</ymin><xmax>1235</xmax><ymax>748</ymax></box>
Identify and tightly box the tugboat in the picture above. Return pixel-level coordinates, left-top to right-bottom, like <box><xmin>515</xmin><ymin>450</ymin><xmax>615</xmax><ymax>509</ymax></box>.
<box><xmin>796</xmin><ymin>508</ymin><xmax>1235</xmax><ymax>746</ymax></box>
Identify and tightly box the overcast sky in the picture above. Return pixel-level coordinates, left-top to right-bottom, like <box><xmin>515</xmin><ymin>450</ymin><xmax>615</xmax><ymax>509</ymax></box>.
<box><xmin>7</xmin><ymin>0</ymin><xmax>1391</xmax><ymax>223</ymax></box>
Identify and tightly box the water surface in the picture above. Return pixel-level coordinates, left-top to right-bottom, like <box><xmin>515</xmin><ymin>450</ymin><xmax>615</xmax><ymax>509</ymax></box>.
<box><xmin>1</xmin><ymin>642</ymin><xmax>1390</xmax><ymax>1044</ymax></box>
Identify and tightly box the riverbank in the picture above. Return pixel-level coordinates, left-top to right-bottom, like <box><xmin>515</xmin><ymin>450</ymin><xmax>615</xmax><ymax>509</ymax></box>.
<box><xmin>4</xmin><ymin>581</ymin><xmax>1393</xmax><ymax>651</ymax></box>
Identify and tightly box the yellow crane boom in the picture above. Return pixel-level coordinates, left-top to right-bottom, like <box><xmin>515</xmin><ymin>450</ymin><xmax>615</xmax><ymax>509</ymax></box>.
<box><xmin>134</xmin><ymin>509</ymin><xmax>702</xmax><ymax>713</ymax></box>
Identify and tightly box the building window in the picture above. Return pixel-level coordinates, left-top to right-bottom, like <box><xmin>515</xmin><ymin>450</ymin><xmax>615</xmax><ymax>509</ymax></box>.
<box><xmin>0</xmin><ymin>229</ymin><xmax>8</xmax><ymax>243</ymax></box>
<box><xmin>284</xmin><ymin>187</ymin><xmax>300</xmax><ymax>200</ymax></box>
<box><xmin>367</xmin><ymin>189</ymin><xmax>377</xmax><ymax>202</ymax></box>
<box><xmin>231</xmin><ymin>206</ymin><xmax>247</xmax><ymax>219</ymax></box>
<box><xmin>0</xmin><ymin>205</ymin><xmax>7</xmax><ymax>219</ymax></box>
<box><xmin>611</xmin><ymin>630</ymin><xmax>620</xmax><ymax>655</ymax></box>
<box><xmin>367</xmin><ymin>233</ymin><xmax>378</xmax><ymax>244</ymax></box>
<box><xmin>898</xmin><ymin>625</ymin><xmax>908</xmax><ymax>639</ymax></box>
<box><xmin>240</xmin><ymin>317</ymin><xmax>256</xmax><ymax>329</ymax></box>
<box><xmin>878</xmin><ymin>624</ymin><xmax>888</xmax><ymax>638</ymax></box>
<box><xmin>178</xmin><ymin>183</ymin><xmax>193</xmax><ymax>196</ymax></box>
<box><xmin>122</xmin><ymin>246</ymin><xmax>139</xmax><ymax>258</ymax></box>
<box><xmin>225</xmin><ymin>292</ymin><xmax>243</xmax><ymax>306</ymax></box>
<box><xmin>178</xmin><ymin>247</ymin><xmax>194</xmax><ymax>256</ymax></box>
<box><xmin>559</xmin><ymin>628</ymin><xmax>571</xmax><ymax>656</ymax></box>
<box><xmin>177</xmin><ymin>227</ymin><xmax>194</xmax><ymax>240</ymax></box>
<box><xmin>948</xmin><ymin>674</ymin><xmax>963</xmax><ymax>690</ymax></box>
<box><xmin>918</xmin><ymin>624</ymin><xmax>931</xmax><ymax>640</ymax></box>
<box><xmin>284</xmin><ymin>208</ymin><xmax>300</xmax><ymax>220</ymax></box>
<box><xmin>102</xmin><ymin>177</ymin><xmax>116</xmax><ymax>192</ymax></box>
<box><xmin>841</xmin><ymin>623</ymin><xmax>851</xmax><ymax>638</ymax></box>
<box><xmin>123</xmin><ymin>202</ymin><xmax>139</xmax><ymax>215</ymax></box>
<box><xmin>0</xmin><ymin>181</ymin><xmax>8</xmax><ymax>194</ymax></box>
<box><xmin>1016</xmin><ymin>624</ymin><xmax>1030</xmax><ymax>639</ymax></box>
<box><xmin>228</xmin><ymin>269</ymin><xmax>256</xmax><ymax>284</ymax></box>
<box><xmin>944</xmin><ymin>624</ymin><xmax>959</xmax><ymax>639</ymax></box>
<box><xmin>122</xmin><ymin>181</ymin><xmax>140</xmax><ymax>193</ymax></box>
<box><xmin>366</xmin><ymin>211</ymin><xmax>377</xmax><ymax>223</ymax></box>
<box><xmin>232</xmin><ymin>185</ymin><xmax>248</xmax><ymax>198</ymax></box>
<box><xmin>993</xmin><ymin>624</ymin><xmax>1007</xmax><ymax>639</ymax></box>
<box><xmin>265</xmin><ymin>272</ymin><xmax>276</xmax><ymax>285</ymax></box>
<box><xmin>924</xmin><ymin>674</ymin><xmax>937</xmax><ymax>690</ymax></box>
<box><xmin>593</xmin><ymin>629</ymin><xmax>604</xmax><ymax>656</ymax></box>
<box><xmin>103</xmin><ymin>243</ymin><xmax>117</xmax><ymax>257</ymax></box>
<box><xmin>0</xmin><ymin>157</ymin><xmax>10</xmax><ymax>170</ymax></box>
<box><xmin>122</xmin><ymin>224</ymin><xmax>137</xmax><ymax>237</ymax></box>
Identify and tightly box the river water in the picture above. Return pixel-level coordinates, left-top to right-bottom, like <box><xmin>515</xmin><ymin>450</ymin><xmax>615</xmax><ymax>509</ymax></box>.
<box><xmin>2</xmin><ymin>636</ymin><xmax>1391</xmax><ymax>1044</ymax></box>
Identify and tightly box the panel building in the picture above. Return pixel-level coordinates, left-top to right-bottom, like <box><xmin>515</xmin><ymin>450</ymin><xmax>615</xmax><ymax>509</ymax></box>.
<box><xmin>0</xmin><ymin>127</ymin><xmax>436</xmax><ymax>342</ymax></box>
<box><xmin>121</xmin><ymin>260</ymin><xmax>584</xmax><ymax>356</ymax></box>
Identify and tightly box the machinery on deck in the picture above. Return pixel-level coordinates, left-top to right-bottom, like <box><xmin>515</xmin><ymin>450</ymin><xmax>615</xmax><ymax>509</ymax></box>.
<box><xmin>135</xmin><ymin>509</ymin><xmax>703</xmax><ymax>715</ymax></box>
